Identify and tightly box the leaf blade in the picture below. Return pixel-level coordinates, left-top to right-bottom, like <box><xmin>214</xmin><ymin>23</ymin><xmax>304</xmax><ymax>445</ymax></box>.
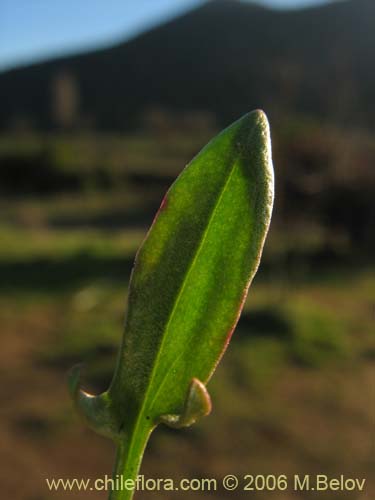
<box><xmin>110</xmin><ymin>110</ymin><xmax>274</xmax><ymax>428</ymax></box>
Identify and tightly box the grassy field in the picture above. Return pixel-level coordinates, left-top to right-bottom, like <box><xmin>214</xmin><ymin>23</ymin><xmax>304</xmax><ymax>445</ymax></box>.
<box><xmin>0</xmin><ymin>128</ymin><xmax>374</xmax><ymax>499</ymax></box>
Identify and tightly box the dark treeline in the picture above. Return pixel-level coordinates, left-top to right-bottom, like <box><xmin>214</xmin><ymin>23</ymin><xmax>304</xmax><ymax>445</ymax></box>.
<box><xmin>0</xmin><ymin>0</ymin><xmax>374</xmax><ymax>132</ymax></box>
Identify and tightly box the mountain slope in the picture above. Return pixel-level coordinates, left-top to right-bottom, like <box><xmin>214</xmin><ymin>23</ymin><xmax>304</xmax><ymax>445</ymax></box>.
<box><xmin>0</xmin><ymin>0</ymin><xmax>374</xmax><ymax>131</ymax></box>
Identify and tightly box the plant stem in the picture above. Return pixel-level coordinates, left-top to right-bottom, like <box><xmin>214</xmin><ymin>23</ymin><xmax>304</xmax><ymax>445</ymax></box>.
<box><xmin>109</xmin><ymin>423</ymin><xmax>154</xmax><ymax>500</ymax></box>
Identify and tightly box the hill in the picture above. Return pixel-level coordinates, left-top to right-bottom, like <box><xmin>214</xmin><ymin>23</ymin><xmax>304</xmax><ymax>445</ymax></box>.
<box><xmin>0</xmin><ymin>0</ymin><xmax>374</xmax><ymax>131</ymax></box>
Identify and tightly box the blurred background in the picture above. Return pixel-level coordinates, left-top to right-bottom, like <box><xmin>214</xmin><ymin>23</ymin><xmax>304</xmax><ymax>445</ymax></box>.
<box><xmin>0</xmin><ymin>0</ymin><xmax>374</xmax><ymax>498</ymax></box>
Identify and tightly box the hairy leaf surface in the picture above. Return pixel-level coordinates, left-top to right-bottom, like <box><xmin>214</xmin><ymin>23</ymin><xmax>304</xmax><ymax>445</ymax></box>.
<box><xmin>107</xmin><ymin>109</ymin><xmax>274</xmax><ymax>432</ymax></box>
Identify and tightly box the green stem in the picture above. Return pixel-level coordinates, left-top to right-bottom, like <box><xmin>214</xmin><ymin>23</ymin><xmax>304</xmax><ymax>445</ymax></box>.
<box><xmin>109</xmin><ymin>423</ymin><xmax>154</xmax><ymax>500</ymax></box>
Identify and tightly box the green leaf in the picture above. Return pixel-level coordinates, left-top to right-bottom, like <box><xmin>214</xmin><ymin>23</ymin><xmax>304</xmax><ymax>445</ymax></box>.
<box><xmin>69</xmin><ymin>110</ymin><xmax>274</xmax><ymax>500</ymax></box>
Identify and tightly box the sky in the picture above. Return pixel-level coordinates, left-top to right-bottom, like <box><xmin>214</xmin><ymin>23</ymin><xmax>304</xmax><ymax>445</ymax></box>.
<box><xmin>0</xmin><ymin>0</ymin><xmax>332</xmax><ymax>71</ymax></box>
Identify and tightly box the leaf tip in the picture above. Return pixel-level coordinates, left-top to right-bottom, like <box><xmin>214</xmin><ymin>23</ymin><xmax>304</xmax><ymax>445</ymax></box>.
<box><xmin>67</xmin><ymin>364</ymin><xmax>119</xmax><ymax>440</ymax></box>
<box><xmin>159</xmin><ymin>378</ymin><xmax>212</xmax><ymax>428</ymax></box>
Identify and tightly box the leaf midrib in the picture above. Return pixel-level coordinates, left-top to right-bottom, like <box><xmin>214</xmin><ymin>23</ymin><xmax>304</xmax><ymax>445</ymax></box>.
<box><xmin>121</xmin><ymin>156</ymin><xmax>238</xmax><ymax>473</ymax></box>
<box><xmin>145</xmin><ymin>158</ymin><xmax>238</xmax><ymax>414</ymax></box>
